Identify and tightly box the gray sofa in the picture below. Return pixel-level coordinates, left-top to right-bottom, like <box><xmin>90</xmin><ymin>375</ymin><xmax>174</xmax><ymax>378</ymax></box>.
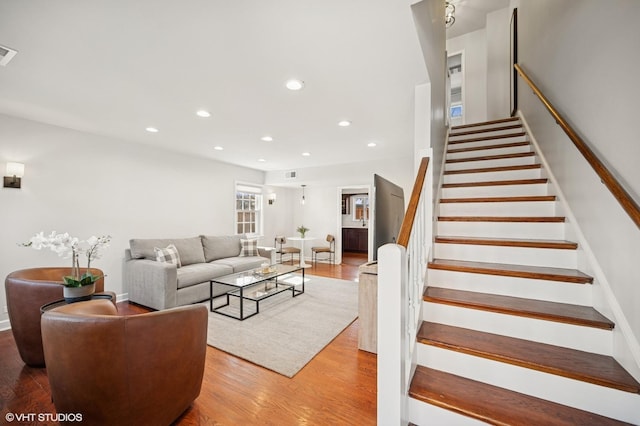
<box><xmin>124</xmin><ymin>235</ymin><xmax>274</xmax><ymax>310</ymax></box>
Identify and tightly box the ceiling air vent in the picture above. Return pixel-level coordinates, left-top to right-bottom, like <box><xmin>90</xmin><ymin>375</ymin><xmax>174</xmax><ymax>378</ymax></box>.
<box><xmin>0</xmin><ymin>45</ymin><xmax>18</xmax><ymax>67</ymax></box>
<box><xmin>285</xmin><ymin>170</ymin><xmax>297</xmax><ymax>179</ymax></box>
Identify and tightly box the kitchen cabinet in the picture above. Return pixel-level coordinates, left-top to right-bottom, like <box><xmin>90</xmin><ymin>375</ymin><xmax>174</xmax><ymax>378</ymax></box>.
<box><xmin>342</xmin><ymin>227</ymin><xmax>368</xmax><ymax>253</ymax></box>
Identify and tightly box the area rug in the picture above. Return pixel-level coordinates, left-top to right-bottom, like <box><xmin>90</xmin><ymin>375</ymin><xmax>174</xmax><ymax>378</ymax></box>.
<box><xmin>206</xmin><ymin>274</ymin><xmax>358</xmax><ymax>378</ymax></box>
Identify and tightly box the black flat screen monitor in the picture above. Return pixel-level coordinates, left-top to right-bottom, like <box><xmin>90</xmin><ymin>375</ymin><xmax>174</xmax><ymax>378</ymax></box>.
<box><xmin>372</xmin><ymin>174</ymin><xmax>405</xmax><ymax>261</ymax></box>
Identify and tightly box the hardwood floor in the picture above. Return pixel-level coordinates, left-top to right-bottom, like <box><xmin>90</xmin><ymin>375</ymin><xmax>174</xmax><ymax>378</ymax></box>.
<box><xmin>0</xmin><ymin>253</ymin><xmax>375</xmax><ymax>425</ymax></box>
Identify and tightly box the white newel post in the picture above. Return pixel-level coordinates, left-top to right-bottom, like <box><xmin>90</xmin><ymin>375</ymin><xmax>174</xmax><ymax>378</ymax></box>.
<box><xmin>378</xmin><ymin>243</ymin><xmax>409</xmax><ymax>425</ymax></box>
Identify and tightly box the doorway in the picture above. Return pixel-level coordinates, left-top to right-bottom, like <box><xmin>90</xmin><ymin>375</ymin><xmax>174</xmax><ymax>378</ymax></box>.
<box><xmin>448</xmin><ymin>52</ymin><xmax>464</xmax><ymax>126</ymax></box>
<box><xmin>339</xmin><ymin>187</ymin><xmax>370</xmax><ymax>262</ymax></box>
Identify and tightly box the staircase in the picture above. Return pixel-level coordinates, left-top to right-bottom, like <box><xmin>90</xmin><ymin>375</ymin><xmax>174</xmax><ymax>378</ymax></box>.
<box><xmin>408</xmin><ymin>117</ymin><xmax>640</xmax><ymax>425</ymax></box>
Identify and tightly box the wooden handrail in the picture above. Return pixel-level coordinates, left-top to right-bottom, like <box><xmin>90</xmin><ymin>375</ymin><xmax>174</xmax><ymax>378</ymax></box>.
<box><xmin>397</xmin><ymin>157</ymin><xmax>430</xmax><ymax>248</ymax></box>
<box><xmin>515</xmin><ymin>63</ymin><xmax>640</xmax><ymax>229</ymax></box>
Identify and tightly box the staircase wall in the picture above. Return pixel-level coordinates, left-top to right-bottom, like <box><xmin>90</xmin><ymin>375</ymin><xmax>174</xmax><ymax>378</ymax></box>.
<box><xmin>517</xmin><ymin>0</ymin><xmax>640</xmax><ymax>380</ymax></box>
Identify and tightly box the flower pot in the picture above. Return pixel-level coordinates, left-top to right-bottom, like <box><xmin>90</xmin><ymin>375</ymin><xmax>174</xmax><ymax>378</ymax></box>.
<box><xmin>63</xmin><ymin>283</ymin><xmax>95</xmax><ymax>303</ymax></box>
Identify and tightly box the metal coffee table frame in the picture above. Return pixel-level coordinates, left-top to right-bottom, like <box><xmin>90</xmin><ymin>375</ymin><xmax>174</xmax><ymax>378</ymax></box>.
<box><xmin>209</xmin><ymin>264</ymin><xmax>304</xmax><ymax>320</ymax></box>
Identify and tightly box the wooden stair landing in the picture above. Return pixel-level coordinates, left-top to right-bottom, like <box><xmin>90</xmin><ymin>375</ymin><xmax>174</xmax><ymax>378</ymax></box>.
<box><xmin>448</xmin><ymin>132</ymin><xmax>527</xmax><ymax>145</ymax></box>
<box><xmin>424</xmin><ymin>286</ymin><xmax>614</xmax><ymax>329</ymax></box>
<box><xmin>417</xmin><ymin>322</ymin><xmax>640</xmax><ymax>393</ymax></box>
<box><xmin>435</xmin><ymin>236</ymin><xmax>577</xmax><ymax>250</ymax></box>
<box><xmin>440</xmin><ymin>195</ymin><xmax>556</xmax><ymax>203</ymax></box>
<box><xmin>442</xmin><ymin>178</ymin><xmax>548</xmax><ymax>188</ymax></box>
<box><xmin>446</xmin><ymin>151</ymin><xmax>536</xmax><ymax>164</ymax></box>
<box><xmin>428</xmin><ymin>259</ymin><xmax>593</xmax><ymax>284</ymax></box>
<box><xmin>447</xmin><ymin>141</ymin><xmax>530</xmax><ymax>154</ymax></box>
<box><xmin>410</xmin><ymin>366</ymin><xmax>633</xmax><ymax>425</ymax></box>
<box><xmin>451</xmin><ymin>117</ymin><xmax>520</xmax><ymax>130</ymax></box>
<box><xmin>444</xmin><ymin>163</ymin><xmax>541</xmax><ymax>175</ymax></box>
<box><xmin>449</xmin><ymin>123</ymin><xmax>523</xmax><ymax>137</ymax></box>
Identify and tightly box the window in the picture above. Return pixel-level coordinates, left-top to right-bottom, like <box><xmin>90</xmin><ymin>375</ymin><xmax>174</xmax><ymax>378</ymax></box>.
<box><xmin>451</xmin><ymin>104</ymin><xmax>463</xmax><ymax>118</ymax></box>
<box><xmin>352</xmin><ymin>195</ymin><xmax>369</xmax><ymax>221</ymax></box>
<box><xmin>235</xmin><ymin>183</ymin><xmax>263</xmax><ymax>235</ymax></box>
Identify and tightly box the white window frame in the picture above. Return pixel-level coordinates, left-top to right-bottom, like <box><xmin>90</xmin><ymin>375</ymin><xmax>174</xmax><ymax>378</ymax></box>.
<box><xmin>234</xmin><ymin>182</ymin><xmax>263</xmax><ymax>236</ymax></box>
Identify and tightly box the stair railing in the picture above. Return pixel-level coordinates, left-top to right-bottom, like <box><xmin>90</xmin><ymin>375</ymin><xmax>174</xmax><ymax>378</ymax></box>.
<box><xmin>378</xmin><ymin>156</ymin><xmax>431</xmax><ymax>425</ymax></box>
<box><xmin>515</xmin><ymin>64</ymin><xmax>640</xmax><ymax>229</ymax></box>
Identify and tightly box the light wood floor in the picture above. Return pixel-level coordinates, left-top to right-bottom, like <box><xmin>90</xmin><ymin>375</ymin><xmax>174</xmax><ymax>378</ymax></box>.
<box><xmin>0</xmin><ymin>252</ymin><xmax>376</xmax><ymax>425</ymax></box>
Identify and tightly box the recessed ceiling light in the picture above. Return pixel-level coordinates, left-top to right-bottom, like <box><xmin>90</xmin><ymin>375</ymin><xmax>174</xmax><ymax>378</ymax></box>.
<box><xmin>367</xmin><ymin>142</ymin><xmax>377</xmax><ymax>147</ymax></box>
<box><xmin>213</xmin><ymin>146</ymin><xmax>224</xmax><ymax>151</ymax></box>
<box><xmin>145</xmin><ymin>127</ymin><xmax>159</xmax><ymax>133</ymax></box>
<box><xmin>338</xmin><ymin>120</ymin><xmax>351</xmax><ymax>127</ymax></box>
<box><xmin>196</xmin><ymin>110</ymin><xmax>211</xmax><ymax>118</ymax></box>
<box><xmin>302</xmin><ymin>152</ymin><xmax>311</xmax><ymax>157</ymax></box>
<box><xmin>258</xmin><ymin>158</ymin><xmax>266</xmax><ymax>162</ymax></box>
<box><xmin>285</xmin><ymin>79</ymin><xmax>304</xmax><ymax>91</ymax></box>
<box><xmin>261</xmin><ymin>136</ymin><xmax>273</xmax><ymax>142</ymax></box>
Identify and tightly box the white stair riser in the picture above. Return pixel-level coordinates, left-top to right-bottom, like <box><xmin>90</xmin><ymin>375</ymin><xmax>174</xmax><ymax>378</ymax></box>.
<box><xmin>417</xmin><ymin>345</ymin><xmax>640</xmax><ymax>424</ymax></box>
<box><xmin>447</xmin><ymin>144</ymin><xmax>532</xmax><ymax>160</ymax></box>
<box><xmin>439</xmin><ymin>201</ymin><xmax>556</xmax><ymax>216</ymax></box>
<box><xmin>448</xmin><ymin>135</ymin><xmax>528</xmax><ymax>150</ymax></box>
<box><xmin>437</xmin><ymin>220</ymin><xmax>563</xmax><ymax>239</ymax></box>
<box><xmin>443</xmin><ymin>168</ymin><xmax>542</xmax><ymax>184</ymax></box>
<box><xmin>449</xmin><ymin>131</ymin><xmax>527</xmax><ymax>147</ymax></box>
<box><xmin>423</xmin><ymin>302</ymin><xmax>612</xmax><ymax>355</ymax></box>
<box><xmin>446</xmin><ymin>155</ymin><xmax>537</xmax><ymax>171</ymax></box>
<box><xmin>427</xmin><ymin>269</ymin><xmax>591</xmax><ymax>305</ymax></box>
<box><xmin>452</xmin><ymin>121</ymin><xmax>521</xmax><ymax>133</ymax></box>
<box><xmin>441</xmin><ymin>182</ymin><xmax>549</xmax><ymax>198</ymax></box>
<box><xmin>450</xmin><ymin>129</ymin><xmax>524</xmax><ymax>141</ymax></box>
<box><xmin>409</xmin><ymin>397</ymin><xmax>485</xmax><ymax>426</ymax></box>
<box><xmin>434</xmin><ymin>243</ymin><xmax>577</xmax><ymax>269</ymax></box>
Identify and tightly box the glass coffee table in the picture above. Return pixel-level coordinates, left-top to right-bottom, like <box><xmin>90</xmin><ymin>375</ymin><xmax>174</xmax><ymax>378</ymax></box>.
<box><xmin>210</xmin><ymin>263</ymin><xmax>304</xmax><ymax>320</ymax></box>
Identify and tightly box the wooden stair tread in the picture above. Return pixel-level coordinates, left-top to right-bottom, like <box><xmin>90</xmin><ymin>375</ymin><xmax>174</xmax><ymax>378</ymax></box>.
<box><xmin>410</xmin><ymin>366</ymin><xmax>633</xmax><ymax>425</ymax></box>
<box><xmin>447</xmin><ymin>141</ymin><xmax>530</xmax><ymax>154</ymax></box>
<box><xmin>440</xmin><ymin>195</ymin><xmax>556</xmax><ymax>203</ymax></box>
<box><xmin>435</xmin><ymin>236</ymin><xmax>577</xmax><ymax>249</ymax></box>
<box><xmin>417</xmin><ymin>322</ymin><xmax>640</xmax><ymax>393</ymax></box>
<box><xmin>446</xmin><ymin>151</ymin><xmax>535</xmax><ymax>164</ymax></box>
<box><xmin>442</xmin><ymin>178</ymin><xmax>548</xmax><ymax>188</ymax></box>
<box><xmin>438</xmin><ymin>216</ymin><xmax>565</xmax><ymax>223</ymax></box>
<box><xmin>449</xmin><ymin>123</ymin><xmax>523</xmax><ymax>137</ymax></box>
<box><xmin>424</xmin><ymin>286</ymin><xmax>613</xmax><ymax>329</ymax></box>
<box><xmin>449</xmin><ymin>132</ymin><xmax>527</xmax><ymax>145</ymax></box>
<box><xmin>428</xmin><ymin>259</ymin><xmax>593</xmax><ymax>284</ymax></box>
<box><xmin>451</xmin><ymin>117</ymin><xmax>520</xmax><ymax>130</ymax></box>
<box><xmin>444</xmin><ymin>163</ymin><xmax>541</xmax><ymax>175</ymax></box>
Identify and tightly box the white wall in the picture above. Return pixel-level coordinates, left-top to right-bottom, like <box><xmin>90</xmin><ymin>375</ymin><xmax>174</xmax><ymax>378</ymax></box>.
<box><xmin>265</xmin><ymin>157</ymin><xmax>413</xmax><ymax>263</ymax></box>
<box><xmin>0</xmin><ymin>114</ymin><xmax>265</xmax><ymax>326</ymax></box>
<box><xmin>517</xmin><ymin>0</ymin><xmax>640</xmax><ymax>377</ymax></box>
<box><xmin>447</xmin><ymin>29</ymin><xmax>488</xmax><ymax>125</ymax></box>
<box><xmin>411</xmin><ymin>0</ymin><xmax>446</xmax><ymax>186</ymax></box>
<box><xmin>486</xmin><ymin>7</ymin><xmax>511</xmax><ymax>119</ymax></box>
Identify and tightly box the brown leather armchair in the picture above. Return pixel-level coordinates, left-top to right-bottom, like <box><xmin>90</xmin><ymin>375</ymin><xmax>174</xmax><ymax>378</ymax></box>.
<box><xmin>4</xmin><ymin>267</ymin><xmax>106</xmax><ymax>367</ymax></box>
<box><xmin>41</xmin><ymin>299</ymin><xmax>207</xmax><ymax>426</ymax></box>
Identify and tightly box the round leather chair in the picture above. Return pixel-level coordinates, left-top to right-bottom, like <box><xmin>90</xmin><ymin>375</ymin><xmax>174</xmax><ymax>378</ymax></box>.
<box><xmin>41</xmin><ymin>299</ymin><xmax>207</xmax><ymax>426</ymax></box>
<box><xmin>4</xmin><ymin>267</ymin><xmax>106</xmax><ymax>367</ymax></box>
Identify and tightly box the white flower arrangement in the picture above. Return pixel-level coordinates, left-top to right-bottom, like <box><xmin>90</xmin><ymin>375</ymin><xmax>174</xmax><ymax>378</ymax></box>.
<box><xmin>22</xmin><ymin>231</ymin><xmax>111</xmax><ymax>287</ymax></box>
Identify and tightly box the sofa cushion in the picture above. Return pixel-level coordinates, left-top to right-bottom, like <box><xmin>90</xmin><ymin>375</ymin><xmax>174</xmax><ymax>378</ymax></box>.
<box><xmin>154</xmin><ymin>244</ymin><xmax>181</xmax><ymax>268</ymax></box>
<box><xmin>211</xmin><ymin>256</ymin><xmax>267</xmax><ymax>273</ymax></box>
<box><xmin>176</xmin><ymin>263</ymin><xmax>233</xmax><ymax>290</ymax></box>
<box><xmin>201</xmin><ymin>235</ymin><xmax>243</xmax><ymax>262</ymax></box>
<box><xmin>130</xmin><ymin>237</ymin><xmax>205</xmax><ymax>266</ymax></box>
<box><xmin>239</xmin><ymin>239</ymin><xmax>259</xmax><ymax>257</ymax></box>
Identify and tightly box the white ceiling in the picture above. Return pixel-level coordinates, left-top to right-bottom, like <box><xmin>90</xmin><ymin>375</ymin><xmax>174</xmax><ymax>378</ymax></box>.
<box><xmin>446</xmin><ymin>0</ymin><xmax>510</xmax><ymax>39</ymax></box>
<box><xmin>0</xmin><ymin>1</ymin><xmax>507</xmax><ymax>173</ymax></box>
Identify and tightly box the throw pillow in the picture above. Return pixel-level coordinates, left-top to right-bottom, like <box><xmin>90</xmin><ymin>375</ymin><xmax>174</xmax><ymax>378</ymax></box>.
<box><xmin>154</xmin><ymin>244</ymin><xmax>182</xmax><ymax>268</ymax></box>
<box><xmin>239</xmin><ymin>239</ymin><xmax>259</xmax><ymax>257</ymax></box>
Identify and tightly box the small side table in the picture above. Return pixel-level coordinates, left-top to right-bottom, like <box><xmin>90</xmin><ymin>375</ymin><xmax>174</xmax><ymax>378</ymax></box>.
<box><xmin>287</xmin><ymin>236</ymin><xmax>315</xmax><ymax>268</ymax></box>
<box><xmin>40</xmin><ymin>292</ymin><xmax>116</xmax><ymax>314</ymax></box>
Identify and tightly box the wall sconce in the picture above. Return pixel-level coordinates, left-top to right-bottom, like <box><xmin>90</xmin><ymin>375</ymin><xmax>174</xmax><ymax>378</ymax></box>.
<box><xmin>301</xmin><ymin>185</ymin><xmax>306</xmax><ymax>205</ymax></box>
<box><xmin>4</xmin><ymin>162</ymin><xmax>25</xmax><ymax>189</ymax></box>
<box><xmin>268</xmin><ymin>193</ymin><xmax>277</xmax><ymax>205</ymax></box>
